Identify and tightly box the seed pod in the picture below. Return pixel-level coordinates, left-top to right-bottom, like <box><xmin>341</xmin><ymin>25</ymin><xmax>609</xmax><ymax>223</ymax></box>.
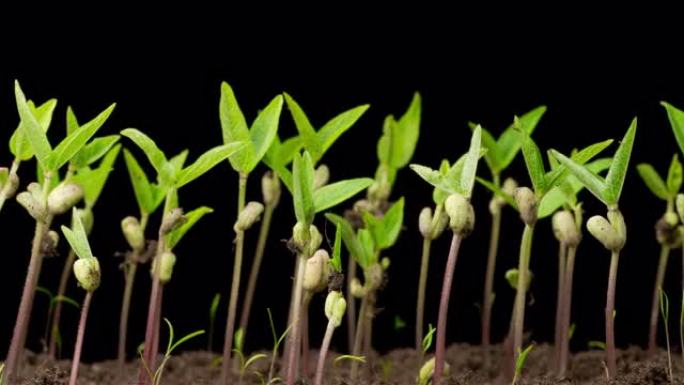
<box><xmin>292</xmin><ymin>222</ymin><xmax>322</xmax><ymax>256</ymax></box>
<box><xmin>552</xmin><ymin>210</ymin><xmax>580</xmax><ymax>246</ymax></box>
<box><xmin>234</xmin><ymin>201</ymin><xmax>265</xmax><ymax>232</ymax></box>
<box><xmin>121</xmin><ymin>216</ymin><xmax>145</xmax><ymax>251</ymax></box>
<box><xmin>502</xmin><ymin>177</ymin><xmax>518</xmax><ymax>197</ymax></box>
<box><xmin>261</xmin><ymin>171</ymin><xmax>281</xmax><ymax>206</ymax></box>
<box><xmin>444</xmin><ymin>193</ymin><xmax>474</xmax><ymax>235</ymax></box>
<box><xmin>47</xmin><ymin>182</ymin><xmax>84</xmax><ymax>215</ymax></box>
<box><xmin>665</xmin><ymin>211</ymin><xmax>679</xmax><ymax>227</ymax></box>
<box><xmin>161</xmin><ymin>208</ymin><xmax>186</xmax><ymax>234</ymax></box>
<box><xmin>16</xmin><ymin>191</ymin><xmax>47</xmax><ymax>221</ymax></box>
<box><xmin>418</xmin><ymin>207</ymin><xmax>433</xmax><ymax>238</ymax></box>
<box><xmin>353</xmin><ymin>199</ymin><xmax>373</xmax><ymax>215</ymax></box>
<box><xmin>656</xmin><ymin>214</ymin><xmax>680</xmax><ymax>246</ymax></box>
<box><xmin>158</xmin><ymin>251</ymin><xmax>177</xmax><ymax>284</ymax></box>
<box><xmin>587</xmin><ymin>215</ymin><xmax>623</xmax><ymax>251</ymax></box>
<box><xmin>381</xmin><ymin>257</ymin><xmax>390</xmax><ymax>271</ymax></box>
<box><xmin>365</xmin><ymin>263</ymin><xmax>384</xmax><ymax>292</ymax></box>
<box><xmin>0</xmin><ymin>168</ymin><xmax>19</xmax><ymax>199</ymax></box>
<box><xmin>303</xmin><ymin>249</ymin><xmax>331</xmax><ymax>292</ymax></box>
<box><xmin>417</xmin><ymin>357</ymin><xmax>450</xmax><ymax>385</ymax></box>
<box><xmin>47</xmin><ymin>230</ymin><xmax>60</xmax><ymax>249</ymax></box>
<box><xmin>73</xmin><ymin>257</ymin><xmax>101</xmax><ymax>292</ymax></box>
<box><xmin>505</xmin><ymin>268</ymin><xmax>533</xmax><ymax>291</ymax></box>
<box><xmin>515</xmin><ymin>187</ymin><xmax>537</xmax><ymax>225</ymax></box>
<box><xmin>350</xmin><ymin>278</ymin><xmax>366</xmax><ymax>298</ymax></box>
<box><xmin>314</xmin><ymin>164</ymin><xmax>330</xmax><ymax>189</ymax></box>
<box><xmin>324</xmin><ymin>291</ymin><xmax>347</xmax><ymax>328</ymax></box>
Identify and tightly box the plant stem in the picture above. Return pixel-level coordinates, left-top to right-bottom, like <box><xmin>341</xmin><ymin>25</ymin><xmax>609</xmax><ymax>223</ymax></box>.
<box><xmin>314</xmin><ymin>319</ymin><xmax>336</xmax><ymax>385</ymax></box>
<box><xmin>350</xmin><ymin>294</ymin><xmax>369</xmax><ymax>381</ymax></box>
<box><xmin>283</xmin><ymin>256</ymin><xmax>300</xmax><ymax>373</ymax></box>
<box><xmin>558</xmin><ymin>245</ymin><xmax>577</xmax><ymax>378</ymax></box>
<box><xmin>48</xmin><ymin>249</ymin><xmax>77</xmax><ymax>359</ymax></box>
<box><xmin>221</xmin><ymin>172</ymin><xmax>248</xmax><ymax>384</ymax></box>
<box><xmin>553</xmin><ymin>242</ymin><xmax>567</xmax><ymax>372</ymax></box>
<box><xmin>0</xmin><ymin>159</ymin><xmax>20</xmax><ymax>215</ymax></box>
<box><xmin>118</xmin><ymin>262</ymin><xmax>138</xmax><ymax>370</ymax></box>
<box><xmin>648</xmin><ymin>245</ymin><xmax>671</xmax><ymax>355</ymax></box>
<box><xmin>605</xmin><ymin>250</ymin><xmax>620</xmax><ymax>379</ymax></box>
<box><xmin>238</xmin><ymin>201</ymin><xmax>275</xmax><ymax>340</ymax></box>
<box><xmin>512</xmin><ymin>224</ymin><xmax>535</xmax><ymax>362</ymax></box>
<box><xmin>416</xmin><ymin>237</ymin><xmax>432</xmax><ymax>355</ymax></box>
<box><xmin>346</xmin><ymin>255</ymin><xmax>357</xmax><ymax>352</ymax></box>
<box><xmin>301</xmin><ymin>292</ymin><xmax>312</xmax><ymax>380</ymax></box>
<box><xmin>433</xmin><ymin>233</ymin><xmax>462</xmax><ymax>385</ymax></box>
<box><xmin>364</xmin><ymin>295</ymin><xmax>375</xmax><ymax>356</ymax></box>
<box><xmin>481</xmin><ymin>204</ymin><xmax>501</xmax><ymax>368</ymax></box>
<box><xmin>661</xmin><ymin>291</ymin><xmax>673</xmax><ymax>384</ymax></box>
<box><xmin>680</xmin><ymin>245</ymin><xmax>684</xmax><ymax>369</ymax></box>
<box><xmin>68</xmin><ymin>291</ymin><xmax>93</xmax><ymax>385</ymax></box>
<box><xmin>4</xmin><ymin>174</ymin><xmax>53</xmax><ymax>385</ymax></box>
<box><xmin>285</xmin><ymin>253</ymin><xmax>308</xmax><ymax>385</ymax></box>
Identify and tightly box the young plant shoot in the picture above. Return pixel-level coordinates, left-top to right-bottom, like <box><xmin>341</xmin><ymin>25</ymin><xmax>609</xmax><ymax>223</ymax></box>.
<box><xmin>410</xmin><ymin>126</ymin><xmax>482</xmax><ymax>385</ymax></box>
<box><xmin>636</xmin><ymin>155</ymin><xmax>682</xmax><ymax>355</ymax></box>
<box><xmin>469</xmin><ymin>106</ymin><xmax>546</xmax><ymax>365</ymax></box>
<box><xmin>60</xmin><ymin>209</ymin><xmax>101</xmax><ymax>385</ymax></box>
<box><xmin>218</xmin><ymin>82</ymin><xmax>283</xmax><ymax>382</ymax></box>
<box><xmin>139</xmin><ymin>319</ymin><xmax>204</xmax><ymax>385</ymax></box>
<box><xmin>121</xmin><ymin>128</ymin><xmax>243</xmax><ymax>384</ymax></box>
<box><xmin>285</xmin><ymin>151</ymin><xmax>372</xmax><ymax>385</ymax></box>
<box><xmin>551</xmin><ymin>118</ymin><xmax>638</xmax><ymax>379</ymax></box>
<box><xmin>4</xmin><ymin>81</ymin><xmax>115</xmax><ymax>384</ymax></box>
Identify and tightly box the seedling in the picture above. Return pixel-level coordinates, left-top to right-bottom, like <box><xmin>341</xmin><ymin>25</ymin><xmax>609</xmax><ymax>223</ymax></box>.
<box><xmin>333</xmin><ymin>355</ymin><xmax>366</xmax><ymax>383</ymax></box>
<box><xmin>551</xmin><ymin>118</ymin><xmax>638</xmax><ymax>379</ymax></box>
<box><xmin>659</xmin><ymin>289</ymin><xmax>674</xmax><ymax>383</ymax></box>
<box><xmin>410</xmin><ymin>126</ymin><xmax>482</xmax><ymax>385</ymax></box>
<box><xmin>121</xmin><ymin>127</ymin><xmax>243</xmax><ymax>384</ymax></box>
<box><xmin>139</xmin><ymin>318</ymin><xmax>204</xmax><ymax>385</ymax></box>
<box><xmin>4</xmin><ymin>81</ymin><xmax>115</xmax><ymax>385</ymax></box>
<box><xmin>232</xmin><ymin>328</ymin><xmax>268</xmax><ymax>385</ymax></box>
<box><xmin>35</xmin><ymin>286</ymin><xmax>79</xmax><ymax>356</ymax></box>
<box><xmin>635</xmin><ymin>155</ymin><xmax>682</xmax><ymax>355</ymax></box>
<box><xmin>469</xmin><ymin>106</ymin><xmax>546</xmax><ymax>365</ymax></box>
<box><xmin>417</xmin><ymin>357</ymin><xmax>450</xmax><ymax>385</ymax></box>
<box><xmin>266</xmin><ymin>308</ymin><xmax>291</xmax><ymax>384</ymax></box>
<box><xmin>208</xmin><ymin>293</ymin><xmax>221</xmax><ymax>351</ymax></box>
<box><xmin>284</xmin><ymin>151</ymin><xmax>372</xmax><ymax>385</ymax></box>
<box><xmin>60</xmin><ymin>209</ymin><xmax>102</xmax><ymax>385</ymax></box>
<box><xmin>512</xmin><ymin>344</ymin><xmax>534</xmax><ymax>385</ymax></box>
<box><xmin>422</xmin><ymin>324</ymin><xmax>436</xmax><ymax>354</ymax></box>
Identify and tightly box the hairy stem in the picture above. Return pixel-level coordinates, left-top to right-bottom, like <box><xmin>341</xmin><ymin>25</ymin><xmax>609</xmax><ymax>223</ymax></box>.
<box><xmin>285</xmin><ymin>253</ymin><xmax>308</xmax><ymax>385</ymax></box>
<box><xmin>481</xmin><ymin>205</ymin><xmax>501</xmax><ymax>368</ymax></box>
<box><xmin>553</xmin><ymin>242</ymin><xmax>567</xmax><ymax>372</ymax></box>
<box><xmin>238</xmin><ymin>201</ymin><xmax>276</xmax><ymax>340</ymax></box>
<box><xmin>648</xmin><ymin>245</ymin><xmax>671</xmax><ymax>355</ymax></box>
<box><xmin>558</xmin><ymin>245</ymin><xmax>577</xmax><ymax>378</ymax></box>
<box><xmin>416</xmin><ymin>237</ymin><xmax>432</xmax><ymax>355</ymax></box>
<box><xmin>512</xmin><ymin>224</ymin><xmax>535</xmax><ymax>362</ymax></box>
<box><xmin>314</xmin><ymin>320</ymin><xmax>336</xmax><ymax>385</ymax></box>
<box><xmin>221</xmin><ymin>172</ymin><xmax>248</xmax><ymax>384</ymax></box>
<box><xmin>68</xmin><ymin>291</ymin><xmax>93</xmax><ymax>385</ymax></box>
<box><xmin>350</xmin><ymin>294</ymin><xmax>369</xmax><ymax>380</ymax></box>
<box><xmin>117</xmin><ymin>262</ymin><xmax>138</xmax><ymax>371</ymax></box>
<box><xmin>605</xmin><ymin>250</ymin><xmax>620</xmax><ymax>379</ymax></box>
<box><xmin>433</xmin><ymin>233</ymin><xmax>462</xmax><ymax>385</ymax></box>
<box><xmin>346</xmin><ymin>255</ymin><xmax>357</xmax><ymax>352</ymax></box>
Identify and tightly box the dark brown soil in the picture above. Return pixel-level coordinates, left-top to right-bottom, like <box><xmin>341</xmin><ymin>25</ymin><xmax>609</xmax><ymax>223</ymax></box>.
<box><xmin>14</xmin><ymin>344</ymin><xmax>684</xmax><ymax>384</ymax></box>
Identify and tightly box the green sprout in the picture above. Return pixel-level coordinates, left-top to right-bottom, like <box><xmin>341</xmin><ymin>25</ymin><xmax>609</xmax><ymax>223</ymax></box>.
<box><xmin>659</xmin><ymin>289</ymin><xmax>674</xmax><ymax>384</ymax></box>
<box><xmin>232</xmin><ymin>327</ymin><xmax>268</xmax><ymax>385</ymax></box>
<box><xmin>422</xmin><ymin>324</ymin><xmax>437</xmax><ymax>354</ymax></box>
<box><xmin>35</xmin><ymin>286</ymin><xmax>79</xmax><ymax>357</ymax></box>
<box><xmin>512</xmin><ymin>344</ymin><xmax>534</xmax><ymax>385</ymax></box>
<box><xmin>208</xmin><ymin>293</ymin><xmax>221</xmax><ymax>351</ymax></box>
<box><xmin>551</xmin><ymin>118</ymin><xmax>637</xmax><ymax>379</ymax></box>
<box><xmin>266</xmin><ymin>308</ymin><xmax>291</xmax><ymax>384</ymax></box>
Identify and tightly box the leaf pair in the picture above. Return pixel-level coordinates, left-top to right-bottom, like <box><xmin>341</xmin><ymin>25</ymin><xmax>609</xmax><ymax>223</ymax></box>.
<box><xmin>550</xmin><ymin>118</ymin><xmax>638</xmax><ymax>206</ymax></box>
<box><xmin>410</xmin><ymin>126</ymin><xmax>482</xmax><ymax>200</ymax></box>
<box><xmin>72</xmin><ymin>144</ymin><xmax>122</xmax><ymax>207</ymax></box>
<box><xmin>637</xmin><ymin>155</ymin><xmax>682</xmax><ymax>201</ymax></box>
<box><xmin>14</xmin><ymin>81</ymin><xmax>116</xmax><ymax>173</ymax></box>
<box><xmin>61</xmin><ymin>209</ymin><xmax>94</xmax><ymax>260</ymax></box>
<box><xmin>220</xmin><ymin>82</ymin><xmax>284</xmax><ymax>174</ymax></box>
<box><xmin>291</xmin><ymin>151</ymin><xmax>373</xmax><ymax>225</ymax></box>
<box><xmin>376</xmin><ymin>93</ymin><xmax>421</xmax><ymax>181</ymax></box>
<box><xmin>471</xmin><ymin>106</ymin><xmax>546</xmax><ymax>176</ymax></box>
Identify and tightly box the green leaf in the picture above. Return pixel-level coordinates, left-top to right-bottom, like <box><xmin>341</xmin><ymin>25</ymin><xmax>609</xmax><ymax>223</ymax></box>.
<box><xmin>48</xmin><ymin>104</ymin><xmax>116</xmax><ymax>171</ymax></box>
<box><xmin>313</xmin><ymin>178</ymin><xmax>373</xmax><ymax>213</ymax></box>
<box><xmin>71</xmin><ymin>135</ymin><xmax>120</xmax><ymax>169</ymax></box>
<box><xmin>550</xmin><ymin>150</ymin><xmax>608</xmax><ymax>204</ymax></box>
<box><xmin>391</xmin><ymin>92</ymin><xmax>421</xmax><ymax>168</ymax></box>
<box><xmin>668</xmin><ymin>154</ymin><xmax>682</xmax><ymax>195</ymax></box>
<box><xmin>325</xmin><ymin>213</ymin><xmax>365</xmax><ymax>268</ymax></box>
<box><xmin>662</xmin><ymin>101</ymin><xmax>684</xmax><ymax>156</ymax></box>
<box><xmin>283</xmin><ymin>93</ymin><xmax>317</xmax><ymax>147</ymax></box>
<box><xmin>73</xmin><ymin>145</ymin><xmax>121</xmax><ymax>206</ymax></box>
<box><xmin>518</xmin><ymin>122</ymin><xmax>546</xmax><ymax>194</ymax></box>
<box><xmin>544</xmin><ymin>139</ymin><xmax>613</xmax><ymax>189</ymax></box>
<box><xmin>166</xmin><ymin>206</ymin><xmax>214</xmax><ymax>250</ymax></box>
<box><xmin>330</xmin><ymin>223</ymin><xmax>343</xmax><ymax>272</ymax></box>
<box><xmin>477</xmin><ymin>177</ymin><xmax>518</xmax><ymax>209</ymax></box>
<box><xmin>209</xmin><ymin>293</ymin><xmax>221</xmax><ymax>320</ymax></box>
<box><xmin>121</xmin><ymin>128</ymin><xmax>169</xmax><ymax>176</ymax></box>
<box><xmin>219</xmin><ymin>82</ymin><xmax>252</xmax><ymax>173</ymax></box>
<box><xmin>61</xmin><ymin>209</ymin><xmax>93</xmax><ymax>260</ymax></box>
<box><xmin>314</xmin><ymin>104</ymin><xmax>369</xmax><ymax>163</ymax></box>
<box><xmin>14</xmin><ymin>81</ymin><xmax>52</xmax><ymax>167</ymax></box>
<box><xmin>123</xmin><ymin>149</ymin><xmax>165</xmax><ymax>215</ymax></box>
<box><xmin>515</xmin><ymin>344</ymin><xmax>535</xmax><ymax>374</ymax></box>
<box><xmin>461</xmin><ymin>126</ymin><xmax>482</xmax><ymax>198</ymax></box>
<box><xmin>292</xmin><ymin>152</ymin><xmax>315</xmax><ymax>224</ymax></box>
<box><xmin>604</xmin><ymin>118</ymin><xmax>637</xmax><ymax>204</ymax></box>
<box><xmin>51</xmin><ymin>295</ymin><xmax>80</xmax><ymax>310</ymax></box>
<box><xmin>375</xmin><ymin>197</ymin><xmax>404</xmax><ymax>249</ymax></box>
<box><xmin>496</xmin><ymin>106</ymin><xmax>547</xmax><ymax>172</ymax></box>
<box><xmin>473</xmin><ymin>124</ymin><xmax>501</xmax><ymax>176</ymax></box>
<box><xmin>248</xmin><ymin>95</ymin><xmax>284</xmax><ymax>172</ymax></box>
<box><xmin>175</xmin><ymin>143</ymin><xmax>246</xmax><ymax>188</ymax></box>
<box><xmin>10</xmin><ymin>99</ymin><xmax>58</xmax><ymax>161</ymax></box>
<box><xmin>409</xmin><ymin>164</ymin><xmax>441</xmax><ymax>189</ymax></box>
<box><xmin>422</xmin><ymin>324</ymin><xmax>436</xmax><ymax>354</ymax></box>
<box><xmin>357</xmin><ymin>228</ymin><xmax>376</xmax><ymax>267</ymax></box>
<box><xmin>66</xmin><ymin>106</ymin><xmax>79</xmax><ymax>135</ymax></box>
<box><xmin>637</xmin><ymin>163</ymin><xmax>669</xmax><ymax>200</ymax></box>
<box><xmin>169</xmin><ymin>150</ymin><xmax>189</xmax><ymax>173</ymax></box>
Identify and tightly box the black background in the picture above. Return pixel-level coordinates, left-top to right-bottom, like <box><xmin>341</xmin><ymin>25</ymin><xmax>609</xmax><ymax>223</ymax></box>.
<box><xmin>2</xmin><ymin>23</ymin><xmax>684</xmax><ymax>363</ymax></box>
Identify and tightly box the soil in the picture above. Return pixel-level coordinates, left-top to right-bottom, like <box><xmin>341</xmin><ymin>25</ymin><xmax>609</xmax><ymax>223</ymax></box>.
<box><xmin>14</xmin><ymin>344</ymin><xmax>684</xmax><ymax>384</ymax></box>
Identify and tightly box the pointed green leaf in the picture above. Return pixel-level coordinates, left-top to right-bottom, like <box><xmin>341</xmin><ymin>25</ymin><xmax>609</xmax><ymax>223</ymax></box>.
<box><xmin>71</xmin><ymin>135</ymin><xmax>120</xmax><ymax>169</ymax></box>
<box><xmin>550</xmin><ymin>150</ymin><xmax>608</xmax><ymax>204</ymax></box>
<box><xmin>662</xmin><ymin>101</ymin><xmax>684</xmax><ymax>156</ymax></box>
<box><xmin>477</xmin><ymin>177</ymin><xmax>518</xmax><ymax>209</ymax></box>
<box><xmin>314</xmin><ymin>104</ymin><xmax>369</xmax><ymax>163</ymax></box>
<box><xmin>73</xmin><ymin>145</ymin><xmax>121</xmax><ymax>206</ymax></box>
<box><xmin>330</xmin><ymin>223</ymin><xmax>343</xmax><ymax>272</ymax></box>
<box><xmin>668</xmin><ymin>154</ymin><xmax>682</xmax><ymax>195</ymax></box>
<box><xmin>10</xmin><ymin>99</ymin><xmax>58</xmax><ymax>160</ymax></box>
<box><xmin>175</xmin><ymin>143</ymin><xmax>245</xmax><ymax>188</ymax></box>
<box><xmin>389</xmin><ymin>92</ymin><xmax>421</xmax><ymax>168</ymax></box>
<box><xmin>636</xmin><ymin>163</ymin><xmax>668</xmax><ymax>200</ymax></box>
<box><xmin>461</xmin><ymin>126</ymin><xmax>482</xmax><ymax>198</ymax></box>
<box><xmin>48</xmin><ymin>104</ymin><xmax>116</xmax><ymax>171</ymax></box>
<box><xmin>170</xmin><ymin>150</ymin><xmax>189</xmax><ymax>173</ymax></box>
<box><xmin>409</xmin><ymin>164</ymin><xmax>441</xmax><ymax>188</ymax></box>
<box><xmin>376</xmin><ymin>197</ymin><xmax>404</xmax><ymax>249</ymax></box>
<box><xmin>61</xmin><ymin>209</ymin><xmax>93</xmax><ymax>260</ymax></box>
<box><xmin>313</xmin><ymin>178</ymin><xmax>373</xmax><ymax>213</ymax></box>
<box><xmin>123</xmin><ymin>149</ymin><xmax>157</xmax><ymax>214</ymax></box>
<box><xmin>357</xmin><ymin>228</ymin><xmax>376</xmax><ymax>267</ymax></box>
<box><xmin>325</xmin><ymin>213</ymin><xmax>365</xmax><ymax>267</ymax></box>
<box><xmin>471</xmin><ymin>123</ymin><xmax>501</xmax><ymax>176</ymax></box>
<box><xmin>496</xmin><ymin>106</ymin><xmax>547</xmax><ymax>171</ymax></box>
<box><xmin>283</xmin><ymin>93</ymin><xmax>316</xmax><ymax>146</ymax></box>
<box><xmin>544</xmin><ymin>139</ymin><xmax>613</xmax><ymax>189</ymax></box>
<box><xmin>14</xmin><ymin>81</ymin><xmax>52</xmax><ymax>167</ymax></box>
<box><xmin>248</xmin><ymin>95</ymin><xmax>283</xmax><ymax>171</ymax></box>
<box><xmin>51</xmin><ymin>295</ymin><xmax>81</xmax><ymax>310</ymax></box>
<box><xmin>377</xmin><ymin>116</ymin><xmax>397</xmax><ymax>166</ymax></box>
<box><xmin>166</xmin><ymin>206</ymin><xmax>214</xmax><ymax>249</ymax></box>
<box><xmin>66</xmin><ymin>106</ymin><xmax>79</xmax><ymax>135</ymax></box>
<box><xmin>292</xmin><ymin>152</ymin><xmax>315</xmax><ymax>224</ymax></box>
<box><xmin>121</xmin><ymin>128</ymin><xmax>169</xmax><ymax>176</ymax></box>
<box><xmin>219</xmin><ymin>82</ymin><xmax>253</xmax><ymax>173</ymax></box>
<box><xmin>604</xmin><ymin>118</ymin><xmax>637</xmax><ymax>204</ymax></box>
<box><xmin>519</xmin><ymin>123</ymin><xmax>546</xmax><ymax>194</ymax></box>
